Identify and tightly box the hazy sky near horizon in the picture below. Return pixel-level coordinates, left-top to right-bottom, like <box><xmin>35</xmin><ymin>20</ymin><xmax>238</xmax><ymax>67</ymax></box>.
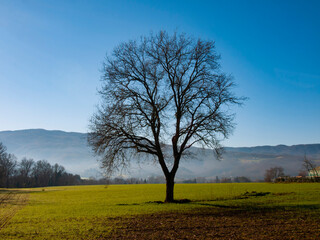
<box><xmin>0</xmin><ymin>0</ymin><xmax>319</xmax><ymax>147</ymax></box>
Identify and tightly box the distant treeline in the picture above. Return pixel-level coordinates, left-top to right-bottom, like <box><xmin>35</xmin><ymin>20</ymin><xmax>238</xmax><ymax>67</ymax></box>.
<box><xmin>0</xmin><ymin>142</ymin><xmax>85</xmax><ymax>188</ymax></box>
<box><xmin>1</xmin><ymin>142</ymin><xmax>253</xmax><ymax>187</ymax></box>
<box><xmin>95</xmin><ymin>175</ymin><xmax>252</xmax><ymax>185</ymax></box>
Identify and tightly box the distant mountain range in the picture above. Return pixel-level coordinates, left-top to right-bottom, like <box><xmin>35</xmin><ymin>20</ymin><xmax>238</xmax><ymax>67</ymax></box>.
<box><xmin>0</xmin><ymin>129</ymin><xmax>319</xmax><ymax>180</ymax></box>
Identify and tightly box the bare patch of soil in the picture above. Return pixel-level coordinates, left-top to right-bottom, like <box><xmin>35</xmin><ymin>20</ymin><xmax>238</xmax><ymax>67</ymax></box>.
<box><xmin>104</xmin><ymin>208</ymin><xmax>320</xmax><ymax>239</ymax></box>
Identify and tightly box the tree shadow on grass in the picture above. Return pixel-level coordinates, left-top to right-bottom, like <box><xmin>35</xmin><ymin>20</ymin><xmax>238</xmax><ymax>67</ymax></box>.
<box><xmin>113</xmin><ymin>190</ymin><xmax>318</xmax><ymax>215</ymax></box>
<box><xmin>143</xmin><ymin>190</ymin><xmax>319</xmax><ymax>214</ymax></box>
<box><xmin>116</xmin><ymin>203</ymin><xmax>140</xmax><ymax>206</ymax></box>
<box><xmin>117</xmin><ymin>199</ymin><xmax>192</xmax><ymax>206</ymax></box>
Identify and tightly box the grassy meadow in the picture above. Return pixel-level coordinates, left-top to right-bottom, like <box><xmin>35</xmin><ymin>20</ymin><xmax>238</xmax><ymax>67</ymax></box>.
<box><xmin>0</xmin><ymin>183</ymin><xmax>319</xmax><ymax>239</ymax></box>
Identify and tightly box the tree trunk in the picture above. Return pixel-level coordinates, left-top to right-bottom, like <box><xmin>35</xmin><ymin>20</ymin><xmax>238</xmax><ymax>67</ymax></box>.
<box><xmin>165</xmin><ymin>175</ymin><xmax>175</xmax><ymax>203</ymax></box>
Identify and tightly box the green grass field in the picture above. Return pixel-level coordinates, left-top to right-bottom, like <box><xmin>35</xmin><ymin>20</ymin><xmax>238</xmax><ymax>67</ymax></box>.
<box><xmin>0</xmin><ymin>183</ymin><xmax>319</xmax><ymax>239</ymax></box>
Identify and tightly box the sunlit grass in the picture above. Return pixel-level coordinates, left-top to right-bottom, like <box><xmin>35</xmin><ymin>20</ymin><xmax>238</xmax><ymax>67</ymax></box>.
<box><xmin>0</xmin><ymin>183</ymin><xmax>319</xmax><ymax>239</ymax></box>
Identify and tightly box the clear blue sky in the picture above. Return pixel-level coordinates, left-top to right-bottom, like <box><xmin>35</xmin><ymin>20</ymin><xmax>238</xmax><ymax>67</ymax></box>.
<box><xmin>0</xmin><ymin>0</ymin><xmax>319</xmax><ymax>147</ymax></box>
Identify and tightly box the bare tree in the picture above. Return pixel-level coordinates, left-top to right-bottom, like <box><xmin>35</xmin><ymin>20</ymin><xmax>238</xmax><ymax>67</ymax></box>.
<box><xmin>303</xmin><ymin>154</ymin><xmax>319</xmax><ymax>177</ymax></box>
<box><xmin>264</xmin><ymin>166</ymin><xmax>285</xmax><ymax>182</ymax></box>
<box><xmin>16</xmin><ymin>158</ymin><xmax>35</xmax><ymax>187</ymax></box>
<box><xmin>0</xmin><ymin>143</ymin><xmax>17</xmax><ymax>187</ymax></box>
<box><xmin>88</xmin><ymin>31</ymin><xmax>244</xmax><ymax>202</ymax></box>
<box><xmin>52</xmin><ymin>163</ymin><xmax>66</xmax><ymax>186</ymax></box>
<box><xmin>32</xmin><ymin>160</ymin><xmax>53</xmax><ymax>187</ymax></box>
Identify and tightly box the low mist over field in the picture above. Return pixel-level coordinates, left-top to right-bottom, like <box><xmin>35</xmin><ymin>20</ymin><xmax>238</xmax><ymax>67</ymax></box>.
<box><xmin>0</xmin><ymin>129</ymin><xmax>319</xmax><ymax>180</ymax></box>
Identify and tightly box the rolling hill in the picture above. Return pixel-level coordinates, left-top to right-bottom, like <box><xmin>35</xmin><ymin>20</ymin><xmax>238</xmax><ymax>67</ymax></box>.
<box><xmin>0</xmin><ymin>129</ymin><xmax>319</xmax><ymax>180</ymax></box>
